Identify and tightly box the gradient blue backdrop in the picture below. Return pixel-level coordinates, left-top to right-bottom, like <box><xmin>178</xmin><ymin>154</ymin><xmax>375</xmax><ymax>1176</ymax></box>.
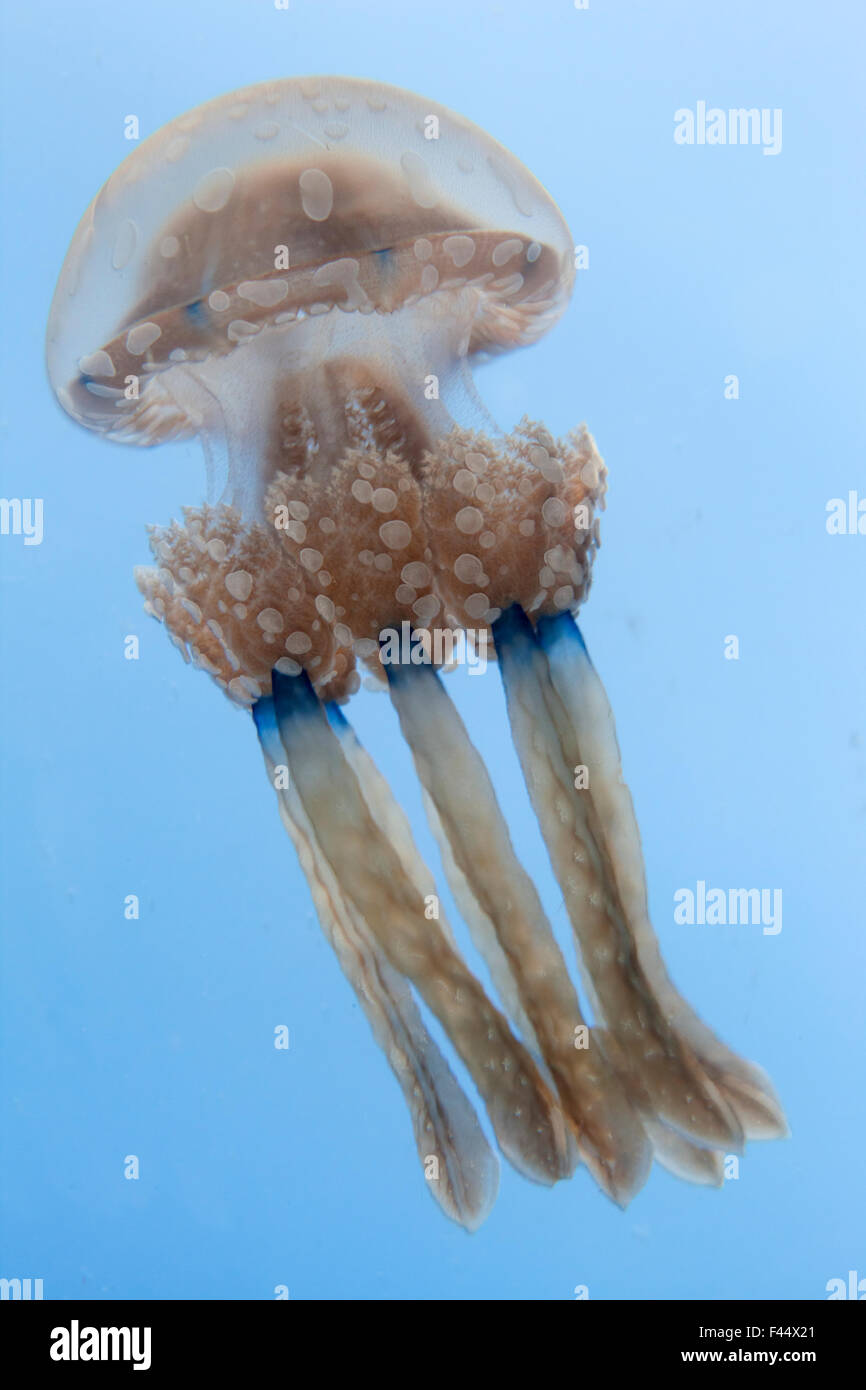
<box><xmin>1</xmin><ymin>0</ymin><xmax>864</xmax><ymax>1300</ymax></box>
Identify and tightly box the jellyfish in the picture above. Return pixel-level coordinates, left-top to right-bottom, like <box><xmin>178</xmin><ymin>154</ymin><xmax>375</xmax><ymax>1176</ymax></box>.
<box><xmin>46</xmin><ymin>76</ymin><xmax>786</xmax><ymax>1230</ymax></box>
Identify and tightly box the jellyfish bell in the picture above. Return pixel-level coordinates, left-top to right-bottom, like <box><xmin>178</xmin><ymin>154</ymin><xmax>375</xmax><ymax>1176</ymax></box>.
<box><xmin>46</xmin><ymin>74</ymin><xmax>587</xmax><ymax>698</ymax></box>
<box><xmin>45</xmin><ymin>75</ymin><xmax>573</xmax><ymax>517</ymax></box>
<box><xmin>46</xmin><ymin>75</ymin><xmax>786</xmax><ymax>1230</ymax></box>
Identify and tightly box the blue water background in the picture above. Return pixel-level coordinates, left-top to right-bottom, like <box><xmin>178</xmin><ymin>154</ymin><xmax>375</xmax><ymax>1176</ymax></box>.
<box><xmin>1</xmin><ymin>0</ymin><xmax>864</xmax><ymax>1299</ymax></box>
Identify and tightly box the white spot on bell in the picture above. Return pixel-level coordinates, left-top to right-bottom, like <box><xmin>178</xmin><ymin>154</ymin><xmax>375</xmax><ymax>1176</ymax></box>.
<box><xmin>401</xmin><ymin>561</ymin><xmax>431</xmax><ymax>587</ymax></box>
<box><xmin>225</xmin><ymin>570</ymin><xmax>253</xmax><ymax>601</ymax></box>
<box><xmin>371</xmin><ymin>487</ymin><xmax>398</xmax><ymax>514</ymax></box>
<box><xmin>78</xmin><ymin>350</ymin><xmax>115</xmax><ymax>378</ymax></box>
<box><xmin>443</xmin><ymin>235</ymin><xmax>476</xmax><ymax>268</ymax></box>
<box><xmin>125</xmin><ymin>322</ymin><xmax>162</xmax><ymax>355</ymax></box>
<box><xmin>238</xmin><ymin>279</ymin><xmax>289</xmax><ymax>308</ymax></box>
<box><xmin>112</xmin><ymin>220</ymin><xmax>137</xmax><ymax>270</ymax></box>
<box><xmin>455</xmin><ymin>507</ymin><xmax>484</xmax><ymax>535</ymax></box>
<box><xmin>542</xmin><ymin>497</ymin><xmax>568</xmax><ymax>527</ymax></box>
<box><xmin>492</xmin><ymin>238</ymin><xmax>524</xmax><ymax>267</ymax></box>
<box><xmin>193</xmin><ymin>168</ymin><xmax>235</xmax><ymax>213</ymax></box>
<box><xmin>300</xmin><ymin>548</ymin><xmax>324</xmax><ymax>572</ymax></box>
<box><xmin>378</xmin><ymin>520</ymin><xmax>412</xmax><ymax>550</ymax></box>
<box><xmin>257</xmin><ymin>608</ymin><xmax>284</xmax><ymax>633</ymax></box>
<box><xmin>299</xmin><ymin>168</ymin><xmax>334</xmax><ymax>221</ymax></box>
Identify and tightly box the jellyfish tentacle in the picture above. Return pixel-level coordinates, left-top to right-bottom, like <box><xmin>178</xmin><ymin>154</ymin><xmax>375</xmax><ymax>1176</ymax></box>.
<box><xmin>325</xmin><ymin>701</ymin><xmax>585</xmax><ymax>1180</ymax></box>
<box><xmin>641</xmin><ymin>1121</ymin><xmax>725</xmax><ymax>1186</ymax></box>
<box><xmin>254</xmin><ymin>696</ymin><xmax>498</xmax><ymax>1229</ymax></box>
<box><xmin>268</xmin><ymin>668</ymin><xmax>573</xmax><ymax>1186</ymax></box>
<box><xmin>384</xmin><ymin>660</ymin><xmax>653</xmax><ymax>1206</ymax></box>
<box><xmin>333</xmin><ymin>686</ymin><xmax>546</xmax><ymax>1052</ymax></box>
<box><xmin>589</xmin><ymin>1026</ymin><xmax>726</xmax><ymax>1185</ymax></box>
<box><xmin>329</xmin><ymin>700</ymin><xmax>540</xmax><ymax>1052</ymax></box>
<box><xmin>418</xmin><ymin>786</ymin><xmax>545</xmax><ymax>1051</ymax></box>
<box><xmin>324</xmin><ymin>705</ymin><xmax>462</xmax><ymax>956</ymax></box>
<box><xmin>493</xmin><ymin>605</ymin><xmax>746</xmax><ymax>1154</ymax></box>
<box><xmin>325</xmin><ymin>700</ymin><xmax>556</xmax><ymax>1078</ymax></box>
<box><xmin>535</xmin><ymin>612</ymin><xmax>788</xmax><ymax>1141</ymax></box>
<box><xmin>330</xmin><ymin>677</ymin><xmax>581</xmax><ymax>1176</ymax></box>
